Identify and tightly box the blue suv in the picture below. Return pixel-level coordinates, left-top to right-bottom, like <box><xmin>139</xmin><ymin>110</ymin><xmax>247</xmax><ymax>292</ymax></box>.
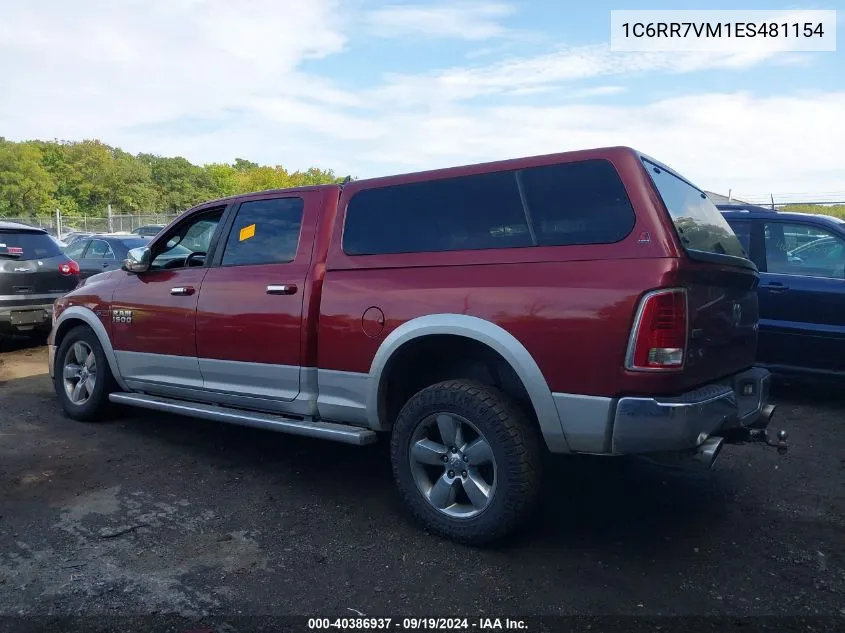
<box><xmin>719</xmin><ymin>204</ymin><xmax>845</xmax><ymax>382</ymax></box>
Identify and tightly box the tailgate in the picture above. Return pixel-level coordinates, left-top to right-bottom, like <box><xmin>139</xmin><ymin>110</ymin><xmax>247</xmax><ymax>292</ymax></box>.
<box><xmin>638</xmin><ymin>154</ymin><xmax>761</xmax><ymax>389</ymax></box>
<box><xmin>681</xmin><ymin>262</ymin><xmax>759</xmax><ymax>387</ymax></box>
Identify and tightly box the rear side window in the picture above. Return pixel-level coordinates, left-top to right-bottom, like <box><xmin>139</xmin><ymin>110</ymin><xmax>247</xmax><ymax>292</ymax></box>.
<box><xmin>518</xmin><ymin>161</ymin><xmax>636</xmax><ymax>247</ymax></box>
<box><xmin>221</xmin><ymin>197</ymin><xmax>304</xmax><ymax>266</ymax></box>
<box><xmin>342</xmin><ymin>159</ymin><xmax>636</xmax><ymax>255</ymax></box>
<box><xmin>64</xmin><ymin>239</ymin><xmax>88</xmax><ymax>260</ymax></box>
<box><xmin>344</xmin><ymin>171</ymin><xmax>530</xmax><ymax>255</ymax></box>
<box><xmin>643</xmin><ymin>159</ymin><xmax>746</xmax><ymax>260</ymax></box>
<box><xmin>86</xmin><ymin>239</ymin><xmax>116</xmax><ymax>259</ymax></box>
<box><xmin>0</xmin><ymin>231</ymin><xmax>63</xmax><ymax>259</ymax></box>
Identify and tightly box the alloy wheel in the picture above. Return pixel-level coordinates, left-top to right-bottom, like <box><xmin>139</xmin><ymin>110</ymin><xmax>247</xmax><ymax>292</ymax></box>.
<box><xmin>408</xmin><ymin>412</ymin><xmax>497</xmax><ymax>519</ymax></box>
<box><xmin>62</xmin><ymin>341</ymin><xmax>97</xmax><ymax>405</ymax></box>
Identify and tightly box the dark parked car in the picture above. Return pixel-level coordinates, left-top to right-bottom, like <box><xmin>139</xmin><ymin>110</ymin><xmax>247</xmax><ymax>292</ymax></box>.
<box><xmin>720</xmin><ymin>204</ymin><xmax>845</xmax><ymax>382</ymax></box>
<box><xmin>131</xmin><ymin>224</ymin><xmax>165</xmax><ymax>237</ymax></box>
<box><xmin>0</xmin><ymin>221</ymin><xmax>80</xmax><ymax>338</ymax></box>
<box><xmin>62</xmin><ymin>234</ymin><xmax>154</xmax><ymax>279</ymax></box>
<box><xmin>62</xmin><ymin>231</ymin><xmax>93</xmax><ymax>246</ymax></box>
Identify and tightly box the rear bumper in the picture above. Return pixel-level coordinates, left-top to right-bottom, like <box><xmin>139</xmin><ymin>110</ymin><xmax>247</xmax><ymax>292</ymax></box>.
<box><xmin>0</xmin><ymin>302</ymin><xmax>54</xmax><ymax>333</ymax></box>
<box><xmin>611</xmin><ymin>367</ymin><xmax>774</xmax><ymax>454</ymax></box>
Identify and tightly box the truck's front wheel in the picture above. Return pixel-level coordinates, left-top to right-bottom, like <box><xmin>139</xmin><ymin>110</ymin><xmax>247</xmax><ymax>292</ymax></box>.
<box><xmin>390</xmin><ymin>379</ymin><xmax>543</xmax><ymax>546</ymax></box>
<box><xmin>53</xmin><ymin>325</ymin><xmax>116</xmax><ymax>421</ymax></box>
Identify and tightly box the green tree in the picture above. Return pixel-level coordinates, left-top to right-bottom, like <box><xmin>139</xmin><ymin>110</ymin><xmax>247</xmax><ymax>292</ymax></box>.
<box><xmin>0</xmin><ymin>138</ymin><xmax>353</xmax><ymax>219</ymax></box>
<box><xmin>205</xmin><ymin>163</ymin><xmax>240</xmax><ymax>198</ymax></box>
<box><xmin>233</xmin><ymin>158</ymin><xmax>259</xmax><ymax>172</ymax></box>
<box><xmin>236</xmin><ymin>165</ymin><xmax>291</xmax><ymax>193</ymax></box>
<box><xmin>0</xmin><ymin>142</ymin><xmax>57</xmax><ymax>218</ymax></box>
<box><xmin>62</xmin><ymin>140</ymin><xmax>119</xmax><ymax>214</ymax></box>
<box><xmin>147</xmin><ymin>155</ymin><xmax>217</xmax><ymax>212</ymax></box>
<box><xmin>780</xmin><ymin>203</ymin><xmax>845</xmax><ymax>219</ymax></box>
<box><xmin>290</xmin><ymin>166</ymin><xmax>341</xmax><ymax>186</ymax></box>
<box><xmin>109</xmin><ymin>149</ymin><xmax>159</xmax><ymax>212</ymax></box>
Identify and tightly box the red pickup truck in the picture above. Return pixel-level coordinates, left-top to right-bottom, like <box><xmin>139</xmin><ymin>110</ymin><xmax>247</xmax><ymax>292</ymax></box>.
<box><xmin>48</xmin><ymin>146</ymin><xmax>788</xmax><ymax>545</ymax></box>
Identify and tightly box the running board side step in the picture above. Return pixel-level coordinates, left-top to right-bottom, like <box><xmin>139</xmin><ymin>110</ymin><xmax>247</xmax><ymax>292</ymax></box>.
<box><xmin>108</xmin><ymin>392</ymin><xmax>377</xmax><ymax>446</ymax></box>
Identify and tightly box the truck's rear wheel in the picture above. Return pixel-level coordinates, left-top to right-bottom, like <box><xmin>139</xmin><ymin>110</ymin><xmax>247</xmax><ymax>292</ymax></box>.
<box><xmin>390</xmin><ymin>379</ymin><xmax>543</xmax><ymax>546</ymax></box>
<box><xmin>53</xmin><ymin>325</ymin><xmax>115</xmax><ymax>421</ymax></box>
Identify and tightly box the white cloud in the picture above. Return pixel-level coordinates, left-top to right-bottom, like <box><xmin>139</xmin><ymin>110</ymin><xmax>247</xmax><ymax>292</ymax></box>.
<box><xmin>364</xmin><ymin>2</ymin><xmax>516</xmax><ymax>40</ymax></box>
<box><xmin>370</xmin><ymin>44</ymin><xmax>792</xmax><ymax>107</ymax></box>
<box><xmin>571</xmin><ymin>86</ymin><xmax>626</xmax><ymax>98</ymax></box>
<box><xmin>127</xmin><ymin>89</ymin><xmax>845</xmax><ymax>199</ymax></box>
<box><xmin>0</xmin><ymin>0</ymin><xmax>841</xmax><ymax>198</ymax></box>
<box><xmin>335</xmin><ymin>90</ymin><xmax>845</xmax><ymax>198</ymax></box>
<box><xmin>0</xmin><ymin>0</ymin><xmax>347</xmax><ymax>135</ymax></box>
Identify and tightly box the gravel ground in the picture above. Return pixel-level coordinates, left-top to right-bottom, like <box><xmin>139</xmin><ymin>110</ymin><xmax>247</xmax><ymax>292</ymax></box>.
<box><xmin>0</xmin><ymin>337</ymin><xmax>843</xmax><ymax>632</ymax></box>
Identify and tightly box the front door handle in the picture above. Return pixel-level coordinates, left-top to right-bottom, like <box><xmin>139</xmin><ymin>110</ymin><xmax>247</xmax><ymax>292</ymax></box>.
<box><xmin>170</xmin><ymin>286</ymin><xmax>195</xmax><ymax>296</ymax></box>
<box><xmin>266</xmin><ymin>284</ymin><xmax>297</xmax><ymax>295</ymax></box>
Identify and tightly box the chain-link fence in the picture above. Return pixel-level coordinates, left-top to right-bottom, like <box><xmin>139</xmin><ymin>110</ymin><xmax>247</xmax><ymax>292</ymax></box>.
<box><xmin>73</xmin><ymin>213</ymin><xmax>180</xmax><ymax>234</ymax></box>
<box><xmin>1</xmin><ymin>212</ymin><xmax>180</xmax><ymax>238</ymax></box>
<box><xmin>1</xmin><ymin>215</ymin><xmax>58</xmax><ymax>233</ymax></box>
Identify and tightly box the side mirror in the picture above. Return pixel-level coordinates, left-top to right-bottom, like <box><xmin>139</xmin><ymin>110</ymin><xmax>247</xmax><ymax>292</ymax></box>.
<box><xmin>122</xmin><ymin>246</ymin><xmax>151</xmax><ymax>274</ymax></box>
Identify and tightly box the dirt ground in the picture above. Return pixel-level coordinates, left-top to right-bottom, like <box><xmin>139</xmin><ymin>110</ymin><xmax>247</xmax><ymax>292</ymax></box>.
<box><xmin>1</xmin><ymin>337</ymin><xmax>843</xmax><ymax>632</ymax></box>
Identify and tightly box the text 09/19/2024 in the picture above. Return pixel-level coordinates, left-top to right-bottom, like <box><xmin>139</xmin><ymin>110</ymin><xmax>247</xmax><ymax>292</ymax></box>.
<box><xmin>307</xmin><ymin>618</ymin><xmax>528</xmax><ymax>630</ymax></box>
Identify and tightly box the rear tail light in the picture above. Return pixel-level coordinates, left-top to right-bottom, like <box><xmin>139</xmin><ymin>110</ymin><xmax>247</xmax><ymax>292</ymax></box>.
<box><xmin>625</xmin><ymin>288</ymin><xmax>687</xmax><ymax>371</ymax></box>
<box><xmin>59</xmin><ymin>260</ymin><xmax>80</xmax><ymax>276</ymax></box>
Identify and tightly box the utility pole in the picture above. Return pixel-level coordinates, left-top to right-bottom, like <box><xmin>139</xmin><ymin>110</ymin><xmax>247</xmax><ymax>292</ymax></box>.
<box><xmin>107</xmin><ymin>204</ymin><xmax>113</xmax><ymax>233</ymax></box>
<box><xmin>55</xmin><ymin>208</ymin><xmax>62</xmax><ymax>237</ymax></box>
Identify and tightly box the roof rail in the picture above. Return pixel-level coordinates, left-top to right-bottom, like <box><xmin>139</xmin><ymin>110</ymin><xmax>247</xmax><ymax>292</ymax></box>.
<box><xmin>717</xmin><ymin>203</ymin><xmax>778</xmax><ymax>213</ymax></box>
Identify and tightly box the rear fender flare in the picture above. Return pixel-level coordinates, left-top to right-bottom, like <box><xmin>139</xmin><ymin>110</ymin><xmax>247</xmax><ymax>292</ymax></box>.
<box><xmin>367</xmin><ymin>313</ymin><xmax>571</xmax><ymax>453</ymax></box>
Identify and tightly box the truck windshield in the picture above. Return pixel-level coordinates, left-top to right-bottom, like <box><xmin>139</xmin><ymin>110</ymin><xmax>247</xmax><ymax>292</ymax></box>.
<box><xmin>642</xmin><ymin>158</ymin><xmax>747</xmax><ymax>260</ymax></box>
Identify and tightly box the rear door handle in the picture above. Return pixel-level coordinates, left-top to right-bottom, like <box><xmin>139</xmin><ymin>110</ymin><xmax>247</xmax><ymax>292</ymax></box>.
<box><xmin>266</xmin><ymin>284</ymin><xmax>297</xmax><ymax>295</ymax></box>
<box><xmin>170</xmin><ymin>286</ymin><xmax>195</xmax><ymax>296</ymax></box>
<box><xmin>761</xmin><ymin>282</ymin><xmax>790</xmax><ymax>294</ymax></box>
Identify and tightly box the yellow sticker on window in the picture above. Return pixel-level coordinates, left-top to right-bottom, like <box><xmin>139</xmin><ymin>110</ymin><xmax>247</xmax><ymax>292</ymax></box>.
<box><xmin>239</xmin><ymin>224</ymin><xmax>256</xmax><ymax>241</ymax></box>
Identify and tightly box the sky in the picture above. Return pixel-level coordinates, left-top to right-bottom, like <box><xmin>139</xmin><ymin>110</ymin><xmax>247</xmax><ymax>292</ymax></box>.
<box><xmin>0</xmin><ymin>0</ymin><xmax>843</xmax><ymax>203</ymax></box>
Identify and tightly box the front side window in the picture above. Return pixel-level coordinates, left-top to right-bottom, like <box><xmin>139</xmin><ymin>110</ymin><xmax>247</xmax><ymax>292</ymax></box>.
<box><xmin>765</xmin><ymin>221</ymin><xmax>845</xmax><ymax>279</ymax></box>
<box><xmin>643</xmin><ymin>159</ymin><xmax>746</xmax><ymax>260</ymax></box>
<box><xmin>151</xmin><ymin>208</ymin><xmax>223</xmax><ymax>270</ymax></box>
<box><xmin>221</xmin><ymin>197</ymin><xmax>304</xmax><ymax>266</ymax></box>
<box><xmin>342</xmin><ymin>159</ymin><xmax>636</xmax><ymax>256</ymax></box>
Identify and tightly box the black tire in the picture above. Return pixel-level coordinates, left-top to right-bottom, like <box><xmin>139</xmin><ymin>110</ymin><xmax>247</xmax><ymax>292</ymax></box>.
<box><xmin>390</xmin><ymin>379</ymin><xmax>543</xmax><ymax>546</ymax></box>
<box><xmin>53</xmin><ymin>325</ymin><xmax>116</xmax><ymax>421</ymax></box>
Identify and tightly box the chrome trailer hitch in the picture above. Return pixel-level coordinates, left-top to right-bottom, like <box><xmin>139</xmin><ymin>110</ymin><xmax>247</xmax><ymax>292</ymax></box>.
<box><xmin>714</xmin><ymin>404</ymin><xmax>789</xmax><ymax>455</ymax></box>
